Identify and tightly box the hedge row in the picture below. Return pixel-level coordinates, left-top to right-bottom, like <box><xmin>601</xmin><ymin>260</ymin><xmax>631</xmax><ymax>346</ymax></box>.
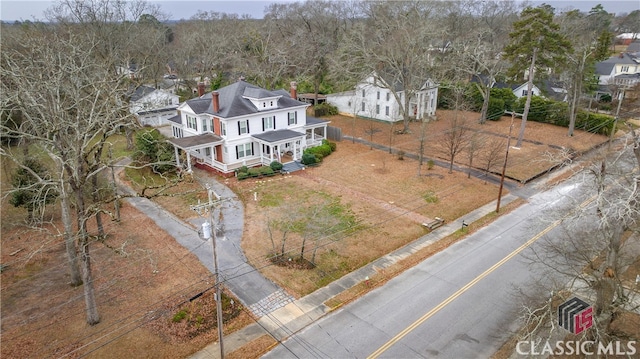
<box><xmin>302</xmin><ymin>139</ymin><xmax>336</xmax><ymax>165</ymax></box>
<box><xmin>236</xmin><ymin>165</ymin><xmax>275</xmax><ymax>180</ymax></box>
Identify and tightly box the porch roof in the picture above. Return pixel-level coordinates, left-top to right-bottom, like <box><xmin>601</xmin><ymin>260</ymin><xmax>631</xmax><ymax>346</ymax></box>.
<box><xmin>167</xmin><ymin>133</ymin><xmax>223</xmax><ymax>150</ymax></box>
<box><xmin>252</xmin><ymin>129</ymin><xmax>304</xmax><ymax>143</ymax></box>
<box><xmin>306</xmin><ymin>116</ymin><xmax>330</xmax><ymax>128</ymax></box>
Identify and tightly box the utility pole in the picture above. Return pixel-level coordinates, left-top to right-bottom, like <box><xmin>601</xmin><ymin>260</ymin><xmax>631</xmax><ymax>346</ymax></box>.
<box><xmin>497</xmin><ymin>112</ymin><xmax>518</xmax><ymax>213</ymax></box>
<box><xmin>195</xmin><ymin>185</ymin><xmax>224</xmax><ymax>358</ymax></box>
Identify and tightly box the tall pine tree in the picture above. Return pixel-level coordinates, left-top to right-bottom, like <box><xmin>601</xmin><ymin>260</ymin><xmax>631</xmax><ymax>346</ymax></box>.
<box><xmin>503</xmin><ymin>5</ymin><xmax>571</xmax><ymax>148</ymax></box>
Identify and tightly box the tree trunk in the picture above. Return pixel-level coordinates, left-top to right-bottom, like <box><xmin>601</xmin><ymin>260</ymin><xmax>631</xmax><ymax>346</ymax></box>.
<box><xmin>567</xmin><ymin>53</ymin><xmax>585</xmax><ymax>137</ymax></box>
<box><xmin>92</xmin><ymin>175</ymin><xmax>105</xmax><ymax>238</ymax></box>
<box><xmin>403</xmin><ymin>93</ymin><xmax>411</xmax><ymax>133</ymax></box>
<box><xmin>80</xmin><ymin>236</ymin><xmax>100</xmax><ymax>325</ymax></box>
<box><xmin>60</xmin><ymin>180</ymin><xmax>82</xmax><ymax>286</ymax></box>
<box><xmin>568</xmin><ymin>83</ymin><xmax>579</xmax><ymax>137</ymax></box>
<box><xmin>75</xmin><ymin>187</ymin><xmax>100</xmax><ymax>325</ymax></box>
<box><xmin>479</xmin><ymin>86</ymin><xmax>490</xmax><ymax>124</ymax></box>
<box><xmin>515</xmin><ymin>48</ymin><xmax>537</xmax><ymax>148</ymax></box>
<box><xmin>595</xmin><ymin>225</ymin><xmax>623</xmax><ymax>332</ymax></box>
<box><xmin>125</xmin><ymin>127</ymin><xmax>134</xmax><ymax>150</ymax></box>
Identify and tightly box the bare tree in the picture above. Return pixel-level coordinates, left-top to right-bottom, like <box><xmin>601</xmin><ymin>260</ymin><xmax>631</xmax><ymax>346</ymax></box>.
<box><xmin>364</xmin><ymin>124</ymin><xmax>382</xmax><ymax>150</ymax></box>
<box><xmin>466</xmin><ymin>132</ymin><xmax>484</xmax><ymax>179</ymax></box>
<box><xmin>479</xmin><ymin>136</ymin><xmax>506</xmax><ymax>183</ymax></box>
<box><xmin>1</xmin><ymin>29</ymin><xmax>136</xmax><ymax>325</ymax></box>
<box><xmin>438</xmin><ymin>0</ymin><xmax>516</xmax><ymax>124</ymax></box>
<box><xmin>265</xmin><ymin>0</ymin><xmax>350</xmax><ymax>100</ymax></box>
<box><xmin>438</xmin><ymin>86</ymin><xmax>472</xmax><ymax>173</ymax></box>
<box><xmin>516</xmin><ymin>121</ymin><xmax>640</xmax><ymax>345</ymax></box>
<box><xmin>334</xmin><ymin>1</ymin><xmax>438</xmax><ymax>134</ymax></box>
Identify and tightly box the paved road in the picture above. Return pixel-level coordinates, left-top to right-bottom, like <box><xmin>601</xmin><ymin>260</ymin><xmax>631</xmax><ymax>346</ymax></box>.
<box><xmin>263</xmin><ymin>171</ymin><xmax>596</xmax><ymax>358</ymax></box>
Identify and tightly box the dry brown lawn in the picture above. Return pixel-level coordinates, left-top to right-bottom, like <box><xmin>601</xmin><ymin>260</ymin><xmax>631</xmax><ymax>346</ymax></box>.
<box><xmin>0</xmin><ymin>109</ymin><xmax>612</xmax><ymax>358</ymax></box>
<box><xmin>326</xmin><ymin>110</ymin><xmax>610</xmax><ymax>183</ymax></box>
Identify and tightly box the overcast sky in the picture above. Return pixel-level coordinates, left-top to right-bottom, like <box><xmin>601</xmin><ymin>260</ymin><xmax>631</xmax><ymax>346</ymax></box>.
<box><xmin>0</xmin><ymin>0</ymin><xmax>638</xmax><ymax>22</ymax></box>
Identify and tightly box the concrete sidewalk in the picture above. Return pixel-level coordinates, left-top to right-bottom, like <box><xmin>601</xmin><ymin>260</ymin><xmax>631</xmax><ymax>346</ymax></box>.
<box><xmin>190</xmin><ymin>193</ymin><xmax>519</xmax><ymax>359</ymax></box>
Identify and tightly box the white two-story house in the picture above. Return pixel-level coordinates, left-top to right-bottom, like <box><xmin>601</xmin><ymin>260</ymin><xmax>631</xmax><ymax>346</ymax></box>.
<box><xmin>129</xmin><ymin>85</ymin><xmax>180</xmax><ymax>127</ymax></box>
<box><xmin>327</xmin><ymin>72</ymin><xmax>438</xmax><ymax>122</ymax></box>
<box><xmin>167</xmin><ymin>80</ymin><xmax>329</xmax><ymax>176</ymax></box>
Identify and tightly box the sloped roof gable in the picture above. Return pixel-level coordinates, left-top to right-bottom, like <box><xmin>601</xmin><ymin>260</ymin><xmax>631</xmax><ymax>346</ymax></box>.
<box><xmin>185</xmin><ymin>81</ymin><xmax>306</xmax><ymax>118</ymax></box>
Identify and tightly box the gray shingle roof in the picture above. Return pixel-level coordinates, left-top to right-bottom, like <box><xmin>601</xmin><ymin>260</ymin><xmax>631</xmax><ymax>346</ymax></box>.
<box><xmin>185</xmin><ymin>80</ymin><xmax>306</xmax><ymax>118</ymax></box>
<box><xmin>167</xmin><ymin>133</ymin><xmax>223</xmax><ymax>149</ymax></box>
<box><xmin>252</xmin><ymin>129</ymin><xmax>304</xmax><ymax>143</ymax></box>
<box><xmin>595</xmin><ymin>53</ymin><xmax>639</xmax><ymax>75</ymax></box>
<box><xmin>129</xmin><ymin>85</ymin><xmax>156</xmax><ymax>102</ymax></box>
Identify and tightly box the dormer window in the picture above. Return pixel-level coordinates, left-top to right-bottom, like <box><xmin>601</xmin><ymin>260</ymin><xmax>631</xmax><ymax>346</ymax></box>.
<box><xmin>242</xmin><ymin>88</ymin><xmax>281</xmax><ymax>111</ymax></box>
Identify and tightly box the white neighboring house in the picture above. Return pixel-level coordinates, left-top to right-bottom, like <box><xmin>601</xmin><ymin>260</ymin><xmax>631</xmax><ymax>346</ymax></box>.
<box><xmin>166</xmin><ymin>80</ymin><xmax>330</xmax><ymax>176</ymax></box>
<box><xmin>509</xmin><ymin>83</ymin><xmax>542</xmax><ymax>99</ymax></box>
<box><xmin>327</xmin><ymin>72</ymin><xmax>438</xmax><ymax>122</ymax></box>
<box><xmin>129</xmin><ymin>86</ymin><xmax>180</xmax><ymax>127</ymax></box>
<box><xmin>595</xmin><ymin>52</ymin><xmax>640</xmax><ymax>87</ymax></box>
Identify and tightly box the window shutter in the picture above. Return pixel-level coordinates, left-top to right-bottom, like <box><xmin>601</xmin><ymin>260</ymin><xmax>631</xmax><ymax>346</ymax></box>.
<box><xmin>273</xmin><ymin>117</ymin><xmax>276</xmax><ymax>129</ymax></box>
<box><xmin>251</xmin><ymin>143</ymin><xmax>254</xmax><ymax>156</ymax></box>
<box><xmin>237</xmin><ymin>122</ymin><xmax>240</xmax><ymax>134</ymax></box>
<box><xmin>247</xmin><ymin>121</ymin><xmax>250</xmax><ymax>134</ymax></box>
<box><xmin>262</xmin><ymin>118</ymin><xmax>265</xmax><ymax>131</ymax></box>
<box><xmin>235</xmin><ymin>146</ymin><xmax>239</xmax><ymax>159</ymax></box>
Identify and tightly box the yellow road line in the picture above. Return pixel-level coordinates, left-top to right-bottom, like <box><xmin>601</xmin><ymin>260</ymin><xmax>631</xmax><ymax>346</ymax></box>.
<box><xmin>367</xmin><ymin>196</ymin><xmax>595</xmax><ymax>358</ymax></box>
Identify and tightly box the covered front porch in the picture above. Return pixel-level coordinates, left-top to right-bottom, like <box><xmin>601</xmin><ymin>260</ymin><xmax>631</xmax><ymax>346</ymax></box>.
<box><xmin>167</xmin><ymin>133</ymin><xmax>225</xmax><ymax>173</ymax></box>
<box><xmin>252</xmin><ymin>129</ymin><xmax>306</xmax><ymax>166</ymax></box>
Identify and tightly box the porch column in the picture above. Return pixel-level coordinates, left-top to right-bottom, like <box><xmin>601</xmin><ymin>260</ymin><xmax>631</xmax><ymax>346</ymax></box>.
<box><xmin>269</xmin><ymin>144</ymin><xmax>275</xmax><ymax>163</ymax></box>
<box><xmin>186</xmin><ymin>151</ymin><xmax>192</xmax><ymax>173</ymax></box>
<box><xmin>174</xmin><ymin>147</ymin><xmax>181</xmax><ymax>168</ymax></box>
<box><xmin>293</xmin><ymin>141</ymin><xmax>298</xmax><ymax>161</ymax></box>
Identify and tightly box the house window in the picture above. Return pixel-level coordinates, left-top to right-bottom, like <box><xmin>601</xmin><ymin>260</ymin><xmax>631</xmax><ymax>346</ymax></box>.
<box><xmin>238</xmin><ymin>119</ymin><xmax>249</xmax><ymax>135</ymax></box>
<box><xmin>262</xmin><ymin>116</ymin><xmax>275</xmax><ymax>131</ymax></box>
<box><xmin>362</xmin><ymin>89</ymin><xmax>365</xmax><ymax>97</ymax></box>
<box><xmin>288</xmin><ymin>111</ymin><xmax>297</xmax><ymax>125</ymax></box>
<box><xmin>621</xmin><ymin>65</ymin><xmax>629</xmax><ymax>72</ymax></box>
<box><xmin>173</xmin><ymin>126</ymin><xmax>183</xmax><ymax>138</ymax></box>
<box><xmin>186</xmin><ymin>115</ymin><xmax>197</xmax><ymax>130</ymax></box>
<box><xmin>376</xmin><ymin>105</ymin><xmax>380</xmax><ymax>114</ymax></box>
<box><xmin>221</xmin><ymin>122</ymin><xmax>226</xmax><ymax>136</ymax></box>
<box><xmin>386</xmin><ymin>92</ymin><xmax>390</xmax><ymax>101</ymax></box>
<box><xmin>361</xmin><ymin>101</ymin><xmax>365</xmax><ymax>111</ymax></box>
<box><xmin>385</xmin><ymin>106</ymin><xmax>389</xmax><ymax>116</ymax></box>
<box><xmin>522</xmin><ymin>90</ymin><xmax>528</xmax><ymax>96</ymax></box>
<box><xmin>377</xmin><ymin>91</ymin><xmax>380</xmax><ymax>100</ymax></box>
<box><xmin>236</xmin><ymin>143</ymin><xmax>253</xmax><ymax>159</ymax></box>
<box><xmin>201</xmin><ymin>118</ymin><xmax>209</xmax><ymax>132</ymax></box>
<box><xmin>205</xmin><ymin>147</ymin><xmax>211</xmax><ymax>156</ymax></box>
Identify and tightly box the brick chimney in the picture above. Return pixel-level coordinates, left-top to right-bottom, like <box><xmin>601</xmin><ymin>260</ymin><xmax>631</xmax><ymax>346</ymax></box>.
<box><xmin>212</xmin><ymin>91</ymin><xmax>219</xmax><ymax>113</ymax></box>
<box><xmin>290</xmin><ymin>81</ymin><xmax>297</xmax><ymax>99</ymax></box>
<box><xmin>197</xmin><ymin>82</ymin><xmax>205</xmax><ymax>97</ymax></box>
